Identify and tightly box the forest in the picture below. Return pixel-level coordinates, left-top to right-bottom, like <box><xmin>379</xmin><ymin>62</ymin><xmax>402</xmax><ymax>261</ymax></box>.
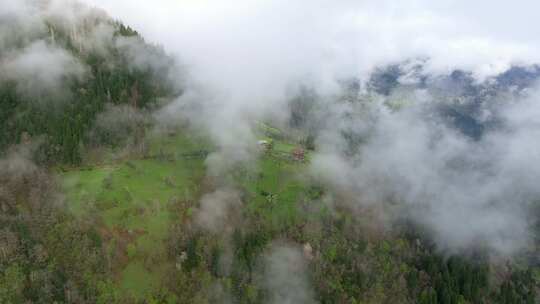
<box><xmin>0</xmin><ymin>1</ymin><xmax>539</xmax><ymax>303</ymax></box>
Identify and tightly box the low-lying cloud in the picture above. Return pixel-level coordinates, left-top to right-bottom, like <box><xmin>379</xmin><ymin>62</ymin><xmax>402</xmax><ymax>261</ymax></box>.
<box><xmin>312</xmin><ymin>84</ymin><xmax>540</xmax><ymax>255</ymax></box>
<box><xmin>262</xmin><ymin>243</ymin><xmax>317</xmax><ymax>304</ymax></box>
<box><xmin>1</xmin><ymin>40</ymin><xmax>86</xmax><ymax>98</ymax></box>
<box><xmin>195</xmin><ymin>188</ymin><xmax>243</xmax><ymax>234</ymax></box>
<box><xmin>0</xmin><ymin>0</ymin><xmax>180</xmax><ymax>101</ymax></box>
<box><xmin>34</xmin><ymin>0</ymin><xmax>540</xmax><ymax>256</ymax></box>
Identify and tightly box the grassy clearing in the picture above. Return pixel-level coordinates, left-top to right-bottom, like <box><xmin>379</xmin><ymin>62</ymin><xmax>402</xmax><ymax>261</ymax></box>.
<box><xmin>61</xmin><ymin>131</ymin><xmax>207</xmax><ymax>299</ymax></box>
<box><xmin>62</xmin><ymin>167</ymin><xmax>115</xmax><ymax>216</ymax></box>
<box><xmin>238</xmin><ymin>153</ymin><xmax>313</xmax><ymax>230</ymax></box>
<box><xmin>60</xmin><ymin>127</ymin><xmax>313</xmax><ymax>299</ymax></box>
<box><xmin>119</xmin><ymin>260</ymin><xmax>170</xmax><ymax>298</ymax></box>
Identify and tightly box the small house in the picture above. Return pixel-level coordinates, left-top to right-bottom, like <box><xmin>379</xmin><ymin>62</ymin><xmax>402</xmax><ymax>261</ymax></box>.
<box><xmin>292</xmin><ymin>147</ymin><xmax>305</xmax><ymax>161</ymax></box>
<box><xmin>257</xmin><ymin>139</ymin><xmax>273</xmax><ymax>151</ymax></box>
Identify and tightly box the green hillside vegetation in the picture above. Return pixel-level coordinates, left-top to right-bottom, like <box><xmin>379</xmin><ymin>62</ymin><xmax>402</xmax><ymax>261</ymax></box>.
<box><xmin>0</xmin><ymin>17</ymin><xmax>176</xmax><ymax>165</ymax></box>
<box><xmin>3</xmin><ymin>84</ymin><xmax>538</xmax><ymax>303</ymax></box>
<box><xmin>57</xmin><ymin>126</ymin><xmax>312</xmax><ymax>300</ymax></box>
<box><xmin>57</xmin><ymin>125</ymin><xmax>538</xmax><ymax>303</ymax></box>
<box><xmin>61</xmin><ymin>131</ymin><xmax>207</xmax><ymax>299</ymax></box>
<box><xmin>1</xmin><ymin>7</ymin><xmax>538</xmax><ymax>304</ymax></box>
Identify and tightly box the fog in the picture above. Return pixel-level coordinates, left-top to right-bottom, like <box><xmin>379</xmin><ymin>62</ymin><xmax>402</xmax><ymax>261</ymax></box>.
<box><xmin>0</xmin><ymin>0</ymin><xmax>178</xmax><ymax>101</ymax></box>
<box><xmin>2</xmin><ymin>0</ymin><xmax>538</xmax><ymax>258</ymax></box>
<box><xmin>262</xmin><ymin>243</ymin><xmax>317</xmax><ymax>304</ymax></box>
<box><xmin>74</xmin><ymin>0</ymin><xmax>540</xmax><ymax>257</ymax></box>
<box><xmin>82</xmin><ymin>0</ymin><xmax>540</xmax><ymax>83</ymax></box>
<box><xmin>311</xmin><ymin>86</ymin><xmax>540</xmax><ymax>254</ymax></box>
<box><xmin>2</xmin><ymin>2</ymin><xmax>539</xmax><ymax>302</ymax></box>
<box><xmin>1</xmin><ymin>40</ymin><xmax>86</xmax><ymax>99</ymax></box>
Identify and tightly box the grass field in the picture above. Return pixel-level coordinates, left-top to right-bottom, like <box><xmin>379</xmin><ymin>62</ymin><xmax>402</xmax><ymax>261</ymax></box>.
<box><xmin>59</xmin><ymin>127</ymin><xmax>312</xmax><ymax>299</ymax></box>
<box><xmin>61</xmin><ymin>131</ymin><xmax>208</xmax><ymax>299</ymax></box>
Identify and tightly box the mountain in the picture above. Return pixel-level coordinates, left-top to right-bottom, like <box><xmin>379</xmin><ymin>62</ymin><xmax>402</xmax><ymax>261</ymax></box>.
<box><xmin>0</xmin><ymin>1</ymin><xmax>538</xmax><ymax>303</ymax></box>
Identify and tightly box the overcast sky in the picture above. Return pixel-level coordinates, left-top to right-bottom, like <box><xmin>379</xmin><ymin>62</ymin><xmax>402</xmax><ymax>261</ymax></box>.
<box><xmin>81</xmin><ymin>0</ymin><xmax>540</xmax><ymax>86</ymax></box>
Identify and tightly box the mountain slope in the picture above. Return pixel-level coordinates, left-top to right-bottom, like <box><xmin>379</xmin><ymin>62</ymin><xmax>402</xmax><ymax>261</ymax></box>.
<box><xmin>0</xmin><ymin>1</ymin><xmax>538</xmax><ymax>303</ymax></box>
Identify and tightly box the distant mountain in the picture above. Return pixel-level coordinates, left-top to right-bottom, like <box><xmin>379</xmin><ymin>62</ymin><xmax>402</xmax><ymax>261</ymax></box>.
<box><xmin>367</xmin><ymin>61</ymin><xmax>540</xmax><ymax>139</ymax></box>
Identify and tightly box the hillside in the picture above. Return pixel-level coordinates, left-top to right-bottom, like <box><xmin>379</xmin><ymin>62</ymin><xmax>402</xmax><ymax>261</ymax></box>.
<box><xmin>1</xmin><ymin>1</ymin><xmax>539</xmax><ymax>304</ymax></box>
<box><xmin>0</xmin><ymin>0</ymin><xmax>178</xmax><ymax>164</ymax></box>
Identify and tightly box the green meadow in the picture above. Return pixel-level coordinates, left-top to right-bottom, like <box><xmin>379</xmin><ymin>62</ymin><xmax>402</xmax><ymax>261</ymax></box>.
<box><xmin>60</xmin><ymin>128</ymin><xmax>312</xmax><ymax>299</ymax></box>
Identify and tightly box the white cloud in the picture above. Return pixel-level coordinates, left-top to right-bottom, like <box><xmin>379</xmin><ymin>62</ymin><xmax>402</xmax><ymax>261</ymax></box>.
<box><xmin>1</xmin><ymin>40</ymin><xmax>86</xmax><ymax>98</ymax></box>
<box><xmin>78</xmin><ymin>0</ymin><xmax>540</xmax><ymax>255</ymax></box>
<box><xmin>81</xmin><ymin>0</ymin><xmax>540</xmax><ymax>86</ymax></box>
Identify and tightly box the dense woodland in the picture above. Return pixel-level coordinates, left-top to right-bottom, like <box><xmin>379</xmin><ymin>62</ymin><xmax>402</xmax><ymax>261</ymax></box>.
<box><xmin>0</xmin><ymin>19</ymin><xmax>175</xmax><ymax>165</ymax></box>
<box><xmin>0</xmin><ymin>4</ymin><xmax>538</xmax><ymax>304</ymax></box>
<box><xmin>163</xmin><ymin>206</ymin><xmax>537</xmax><ymax>304</ymax></box>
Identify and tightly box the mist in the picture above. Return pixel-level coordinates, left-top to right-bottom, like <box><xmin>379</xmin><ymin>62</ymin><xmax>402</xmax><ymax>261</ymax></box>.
<box><xmin>0</xmin><ymin>0</ymin><xmax>179</xmax><ymax>102</ymax></box>
<box><xmin>311</xmin><ymin>85</ymin><xmax>540</xmax><ymax>255</ymax></box>
<box><xmin>1</xmin><ymin>40</ymin><xmax>86</xmax><ymax>99</ymax></box>
<box><xmin>61</xmin><ymin>0</ymin><xmax>540</xmax><ymax>255</ymax></box>
<box><xmin>195</xmin><ymin>188</ymin><xmax>243</xmax><ymax>234</ymax></box>
<box><xmin>262</xmin><ymin>243</ymin><xmax>317</xmax><ymax>304</ymax></box>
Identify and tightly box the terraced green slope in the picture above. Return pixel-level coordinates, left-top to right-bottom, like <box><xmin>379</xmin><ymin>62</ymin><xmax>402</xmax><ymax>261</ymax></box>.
<box><xmin>59</xmin><ymin>128</ymin><xmax>312</xmax><ymax>300</ymax></box>
<box><xmin>61</xmin><ymin>131</ymin><xmax>208</xmax><ymax>298</ymax></box>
